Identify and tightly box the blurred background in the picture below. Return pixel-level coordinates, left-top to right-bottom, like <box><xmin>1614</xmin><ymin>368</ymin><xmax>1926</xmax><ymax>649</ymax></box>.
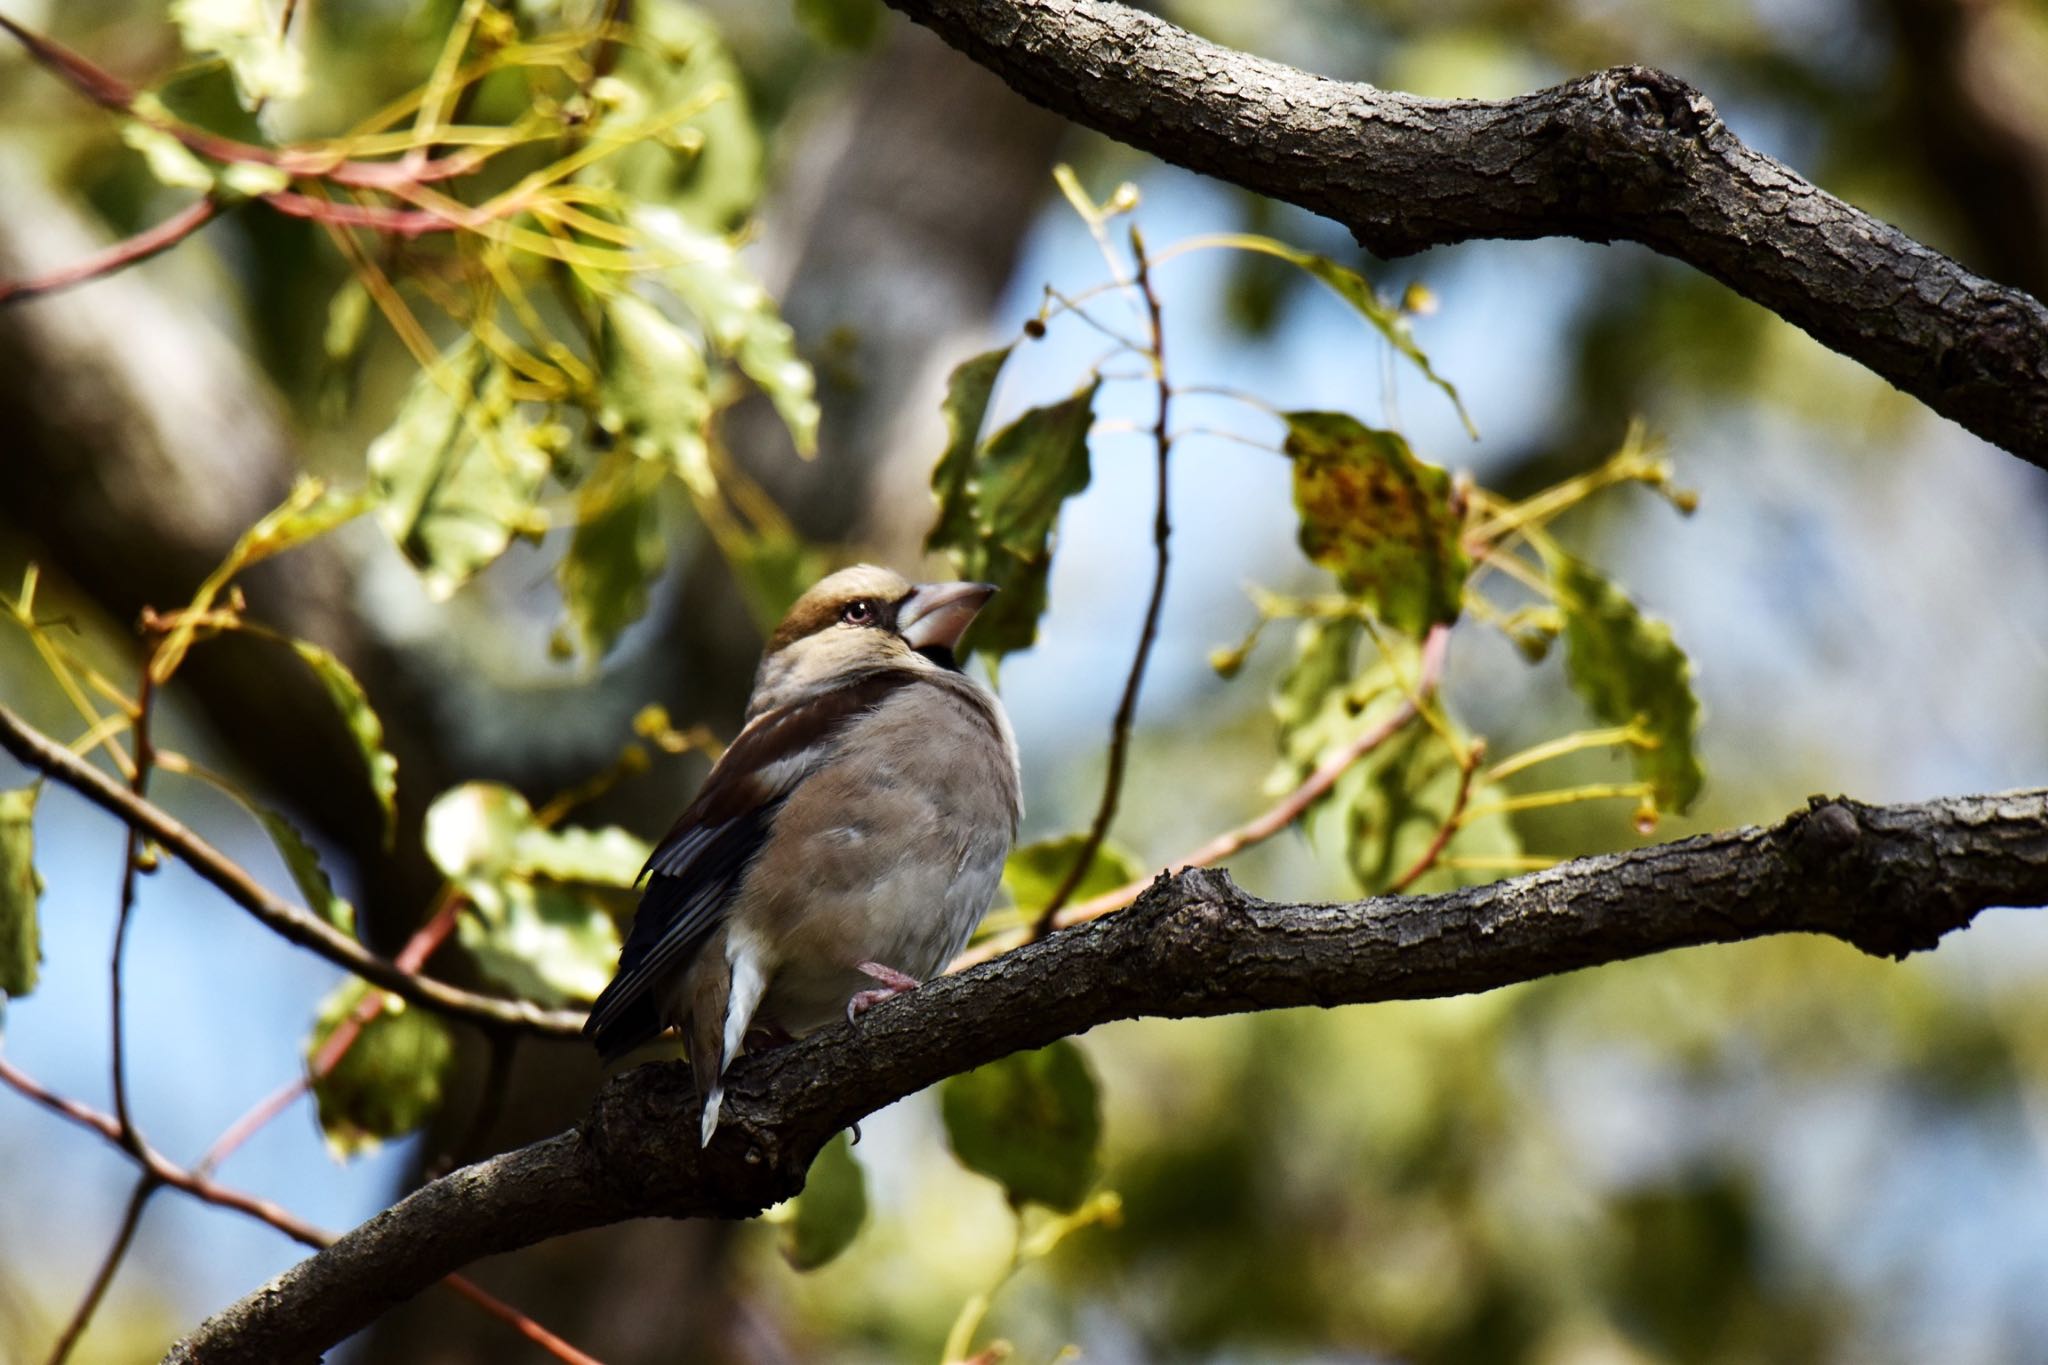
<box><xmin>3</xmin><ymin>0</ymin><xmax>2047</xmax><ymax>1361</ymax></box>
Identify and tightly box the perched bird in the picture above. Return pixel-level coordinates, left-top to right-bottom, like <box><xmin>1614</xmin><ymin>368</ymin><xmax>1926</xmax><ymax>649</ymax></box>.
<box><xmin>585</xmin><ymin>565</ymin><xmax>1020</xmax><ymax>1143</ymax></box>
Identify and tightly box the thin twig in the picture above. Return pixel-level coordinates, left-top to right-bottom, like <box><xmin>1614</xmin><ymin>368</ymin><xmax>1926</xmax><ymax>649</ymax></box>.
<box><xmin>108</xmin><ymin>673</ymin><xmax>156</xmax><ymax>1146</ymax></box>
<box><xmin>0</xmin><ymin>1056</ymin><xmax>600</xmax><ymax>1364</ymax></box>
<box><xmin>0</xmin><ymin>199</ymin><xmax>222</xmax><ymax>307</ymax></box>
<box><xmin>960</xmin><ymin>623</ymin><xmax>1452</xmax><ymax>969</ymax></box>
<box><xmin>1030</xmin><ymin>227</ymin><xmax>1174</xmax><ymax>939</ymax></box>
<box><xmin>42</xmin><ymin>1175</ymin><xmax>158</xmax><ymax>1365</ymax></box>
<box><xmin>0</xmin><ymin>703</ymin><xmax>587</xmax><ymax>1037</ymax></box>
<box><xmin>1387</xmin><ymin>741</ymin><xmax>1484</xmax><ymax>893</ymax></box>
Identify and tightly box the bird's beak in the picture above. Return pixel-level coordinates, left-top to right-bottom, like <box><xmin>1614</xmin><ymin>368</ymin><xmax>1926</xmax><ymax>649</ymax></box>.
<box><xmin>897</xmin><ymin>581</ymin><xmax>997</xmax><ymax>651</ymax></box>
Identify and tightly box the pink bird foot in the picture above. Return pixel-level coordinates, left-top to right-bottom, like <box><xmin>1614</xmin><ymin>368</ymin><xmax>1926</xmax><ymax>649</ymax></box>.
<box><xmin>845</xmin><ymin>961</ymin><xmax>923</xmax><ymax>1026</ymax></box>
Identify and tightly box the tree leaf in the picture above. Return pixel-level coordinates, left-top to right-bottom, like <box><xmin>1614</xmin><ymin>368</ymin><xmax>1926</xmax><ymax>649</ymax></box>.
<box><xmin>1282</xmin><ymin>412</ymin><xmax>1469</xmax><ymax>637</ymax></box>
<box><xmin>794</xmin><ymin>0</ymin><xmax>886</xmax><ymax>48</ymax></box>
<box><xmin>306</xmin><ymin>978</ymin><xmax>453</xmax><ymax>1160</ymax></box>
<box><xmin>1542</xmin><ymin>548</ymin><xmax>1705</xmax><ymax>815</ymax></box>
<box><xmin>942</xmin><ymin>1040</ymin><xmax>1102</xmax><ymax>1212</ymax></box>
<box><xmin>252</xmin><ymin>803</ymin><xmax>356</xmax><ymax>939</ymax></box>
<box><xmin>926</xmin><ymin>379</ymin><xmax>1099</xmax><ymax>660</ymax></box>
<box><xmin>635</xmin><ymin>209</ymin><xmax>820</xmax><ymax>456</ymax></box>
<box><xmin>368</xmin><ymin>340</ymin><xmax>550</xmax><ymax>599</ymax></box>
<box><xmin>927</xmin><ymin>346</ymin><xmax>1013</xmax><ymax>552</ymax></box>
<box><xmin>782</xmin><ymin>1133</ymin><xmax>869</xmax><ymax>1271</ymax></box>
<box><xmin>595</xmin><ymin>290</ymin><xmax>713</xmax><ymax>483</ymax></box>
<box><xmin>289</xmin><ymin>641</ymin><xmax>400</xmax><ymax>847</ymax></box>
<box><xmin>0</xmin><ymin>786</ymin><xmax>43</xmax><ymax>1000</ymax></box>
<box><xmin>427</xmin><ymin>783</ymin><xmax>638</xmax><ymax>1006</ymax></box>
<box><xmin>120</xmin><ymin>122</ymin><xmax>217</xmax><ymax>191</ymax></box>
<box><xmin>169</xmin><ymin>0</ymin><xmax>307</xmax><ymax>108</ymax></box>
<box><xmin>1334</xmin><ymin>725</ymin><xmax>1519</xmax><ymax>894</ymax></box>
<box><xmin>557</xmin><ymin>448</ymin><xmax>669</xmax><ymax>662</ymax></box>
<box><xmin>1003</xmin><ymin>834</ymin><xmax>1142</xmax><ymax>918</ymax></box>
<box><xmin>1212</xmin><ymin>233</ymin><xmax>1472</xmax><ymax>435</ymax></box>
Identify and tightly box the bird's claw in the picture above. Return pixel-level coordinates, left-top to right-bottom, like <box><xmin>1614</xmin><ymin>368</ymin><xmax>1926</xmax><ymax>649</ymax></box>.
<box><xmin>844</xmin><ymin>962</ymin><xmax>922</xmax><ymax>1028</ymax></box>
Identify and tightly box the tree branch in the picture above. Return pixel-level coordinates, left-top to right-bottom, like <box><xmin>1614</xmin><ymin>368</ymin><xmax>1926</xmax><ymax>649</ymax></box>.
<box><xmin>0</xmin><ymin>703</ymin><xmax>585</xmax><ymax>1038</ymax></box>
<box><xmin>168</xmin><ymin>787</ymin><xmax>2048</xmax><ymax>1364</ymax></box>
<box><xmin>878</xmin><ymin>0</ymin><xmax>2048</xmax><ymax>469</ymax></box>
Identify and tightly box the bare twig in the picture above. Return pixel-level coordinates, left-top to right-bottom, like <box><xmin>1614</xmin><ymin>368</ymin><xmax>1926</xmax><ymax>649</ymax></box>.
<box><xmin>1030</xmin><ymin>226</ymin><xmax>1174</xmax><ymax>938</ymax></box>
<box><xmin>43</xmin><ymin>1175</ymin><xmax>157</xmax><ymax>1365</ymax></box>
<box><xmin>0</xmin><ymin>199</ymin><xmax>222</xmax><ymax>307</ymax></box>
<box><xmin>0</xmin><ymin>702</ymin><xmax>587</xmax><ymax>1037</ymax></box>
<box><xmin>107</xmin><ymin>673</ymin><xmax>156</xmax><ymax>1144</ymax></box>
<box><xmin>1387</xmin><ymin>739</ymin><xmax>1484</xmax><ymax>893</ymax></box>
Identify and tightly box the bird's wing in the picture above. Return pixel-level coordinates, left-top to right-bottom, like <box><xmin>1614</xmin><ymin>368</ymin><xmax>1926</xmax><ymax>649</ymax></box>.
<box><xmin>583</xmin><ymin>672</ymin><xmax>917</xmax><ymax>1057</ymax></box>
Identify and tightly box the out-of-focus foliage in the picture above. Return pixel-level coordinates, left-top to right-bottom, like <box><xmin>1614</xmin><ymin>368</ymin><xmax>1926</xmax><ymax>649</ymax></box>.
<box><xmin>781</xmin><ymin>1132</ymin><xmax>869</xmax><ymax>1271</ymax></box>
<box><xmin>943</xmin><ymin>1041</ymin><xmax>1104</xmax><ymax>1213</ymax></box>
<box><xmin>0</xmin><ymin>786</ymin><xmax>41</xmax><ymax>1000</ymax></box>
<box><xmin>306</xmin><ymin>979</ymin><xmax>456</xmax><ymax>1160</ymax></box>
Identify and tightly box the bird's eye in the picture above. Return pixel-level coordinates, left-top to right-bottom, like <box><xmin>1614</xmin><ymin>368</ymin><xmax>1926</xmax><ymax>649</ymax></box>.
<box><xmin>839</xmin><ymin>600</ymin><xmax>877</xmax><ymax>627</ymax></box>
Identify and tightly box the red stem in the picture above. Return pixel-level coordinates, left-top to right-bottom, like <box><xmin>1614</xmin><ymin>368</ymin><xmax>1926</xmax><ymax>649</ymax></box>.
<box><xmin>0</xmin><ymin>199</ymin><xmax>222</xmax><ymax>307</ymax></box>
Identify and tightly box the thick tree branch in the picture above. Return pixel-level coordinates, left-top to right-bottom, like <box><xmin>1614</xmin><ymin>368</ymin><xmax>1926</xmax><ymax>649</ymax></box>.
<box><xmin>879</xmin><ymin>0</ymin><xmax>2048</xmax><ymax>469</ymax></box>
<box><xmin>170</xmin><ymin>787</ymin><xmax>2048</xmax><ymax>1364</ymax></box>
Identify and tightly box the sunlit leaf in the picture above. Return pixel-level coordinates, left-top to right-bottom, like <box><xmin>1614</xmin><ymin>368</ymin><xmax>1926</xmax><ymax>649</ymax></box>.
<box><xmin>1214</xmin><ymin>233</ymin><xmax>1471</xmax><ymax>434</ymax></box>
<box><xmin>1542</xmin><ymin>549</ymin><xmax>1704</xmax><ymax>815</ymax></box>
<box><xmin>1003</xmin><ymin>834</ymin><xmax>1142</xmax><ymax>917</ymax></box>
<box><xmin>290</xmin><ymin>641</ymin><xmax>400</xmax><ymax>847</ymax></box>
<box><xmin>596</xmin><ymin>291</ymin><xmax>713</xmax><ymax>482</ymax></box>
<box><xmin>1335</xmin><ymin>726</ymin><xmax>1519</xmax><ymax>894</ymax></box>
<box><xmin>426</xmin><ymin>782</ymin><xmax>639</xmax><ymax>1006</ymax></box>
<box><xmin>927</xmin><ymin>346</ymin><xmax>1013</xmax><ymax>552</ymax></box>
<box><xmin>558</xmin><ymin>449</ymin><xmax>668</xmax><ymax>662</ymax></box>
<box><xmin>1282</xmin><ymin>413</ymin><xmax>1468</xmax><ymax>637</ymax></box>
<box><xmin>170</xmin><ymin>0</ymin><xmax>307</xmax><ymax>107</ymax></box>
<box><xmin>942</xmin><ymin>1040</ymin><xmax>1102</xmax><ymax>1212</ymax></box>
<box><xmin>306</xmin><ymin>978</ymin><xmax>453</xmax><ymax>1160</ymax></box>
<box><xmin>635</xmin><ymin>209</ymin><xmax>820</xmax><ymax>456</ymax></box>
<box><xmin>783</xmin><ymin>1132</ymin><xmax>868</xmax><ymax>1270</ymax></box>
<box><xmin>591</xmin><ymin>2</ymin><xmax>762</xmax><ymax>232</ymax></box>
<box><xmin>252</xmin><ymin>803</ymin><xmax>356</xmax><ymax>939</ymax></box>
<box><xmin>0</xmin><ymin>786</ymin><xmax>42</xmax><ymax>1000</ymax></box>
<box><xmin>926</xmin><ymin>379</ymin><xmax>1099</xmax><ymax>660</ymax></box>
<box><xmin>1268</xmin><ymin>616</ymin><xmax>1382</xmax><ymax>786</ymax></box>
<box><xmin>217</xmin><ymin>159</ymin><xmax>290</xmax><ymax>199</ymax></box>
<box><xmin>120</xmin><ymin>122</ymin><xmax>216</xmax><ymax>191</ymax></box>
<box><xmin>368</xmin><ymin>340</ymin><xmax>550</xmax><ymax>599</ymax></box>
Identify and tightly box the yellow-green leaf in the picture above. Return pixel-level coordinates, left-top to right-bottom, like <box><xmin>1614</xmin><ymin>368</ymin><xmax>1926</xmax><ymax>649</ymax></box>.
<box><xmin>596</xmin><ymin>291</ymin><xmax>713</xmax><ymax>483</ymax></box>
<box><xmin>252</xmin><ymin>803</ymin><xmax>356</xmax><ymax>939</ymax></box>
<box><xmin>558</xmin><ymin>448</ymin><xmax>669</xmax><ymax>662</ymax></box>
<box><xmin>368</xmin><ymin>340</ymin><xmax>550</xmax><ymax>599</ymax></box>
<box><xmin>169</xmin><ymin>0</ymin><xmax>306</xmax><ymax>107</ymax></box>
<box><xmin>306</xmin><ymin>979</ymin><xmax>452</xmax><ymax>1160</ymax></box>
<box><xmin>1003</xmin><ymin>834</ymin><xmax>1142</xmax><ymax>919</ymax></box>
<box><xmin>636</xmin><ymin>210</ymin><xmax>819</xmax><ymax>457</ymax></box>
<box><xmin>1542</xmin><ymin>548</ymin><xmax>1704</xmax><ymax>815</ymax></box>
<box><xmin>121</xmin><ymin>122</ymin><xmax>216</xmax><ymax>191</ymax></box>
<box><xmin>783</xmin><ymin>1133</ymin><xmax>869</xmax><ymax>1271</ymax></box>
<box><xmin>1283</xmin><ymin>412</ymin><xmax>1469</xmax><ymax>638</ymax></box>
<box><xmin>942</xmin><ymin>1040</ymin><xmax>1102</xmax><ymax>1212</ymax></box>
<box><xmin>926</xmin><ymin>379</ymin><xmax>1099</xmax><ymax>660</ymax></box>
<box><xmin>0</xmin><ymin>786</ymin><xmax>43</xmax><ymax>999</ymax></box>
<box><xmin>927</xmin><ymin>346</ymin><xmax>1013</xmax><ymax>552</ymax></box>
<box><xmin>289</xmin><ymin>641</ymin><xmax>399</xmax><ymax>847</ymax></box>
<box><xmin>1212</xmin><ymin>233</ymin><xmax>1472</xmax><ymax>435</ymax></box>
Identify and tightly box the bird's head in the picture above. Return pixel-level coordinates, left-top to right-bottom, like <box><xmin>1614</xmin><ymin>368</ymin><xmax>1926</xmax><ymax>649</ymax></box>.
<box><xmin>749</xmin><ymin>564</ymin><xmax>996</xmax><ymax>716</ymax></box>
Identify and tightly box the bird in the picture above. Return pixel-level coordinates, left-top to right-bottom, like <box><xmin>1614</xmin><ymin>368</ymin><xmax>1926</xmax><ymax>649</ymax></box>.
<box><xmin>584</xmin><ymin>564</ymin><xmax>1021</xmax><ymax>1144</ymax></box>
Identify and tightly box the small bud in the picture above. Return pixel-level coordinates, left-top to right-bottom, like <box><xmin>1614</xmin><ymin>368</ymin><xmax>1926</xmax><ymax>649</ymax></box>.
<box><xmin>1023</xmin><ymin>318</ymin><xmax>1047</xmax><ymax>340</ymax></box>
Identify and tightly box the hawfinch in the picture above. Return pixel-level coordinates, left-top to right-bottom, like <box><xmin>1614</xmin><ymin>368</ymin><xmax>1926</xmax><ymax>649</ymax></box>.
<box><xmin>585</xmin><ymin>565</ymin><xmax>1021</xmax><ymax>1143</ymax></box>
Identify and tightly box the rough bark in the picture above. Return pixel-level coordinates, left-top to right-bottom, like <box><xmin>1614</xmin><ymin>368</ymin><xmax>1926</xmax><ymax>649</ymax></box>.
<box><xmin>167</xmin><ymin>788</ymin><xmax>2048</xmax><ymax>1364</ymax></box>
<box><xmin>876</xmin><ymin>0</ymin><xmax>2048</xmax><ymax>469</ymax></box>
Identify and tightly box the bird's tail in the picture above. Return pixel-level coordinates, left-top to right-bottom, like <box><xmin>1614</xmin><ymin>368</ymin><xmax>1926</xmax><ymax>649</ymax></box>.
<box><xmin>692</xmin><ymin>942</ymin><xmax>768</xmax><ymax>1146</ymax></box>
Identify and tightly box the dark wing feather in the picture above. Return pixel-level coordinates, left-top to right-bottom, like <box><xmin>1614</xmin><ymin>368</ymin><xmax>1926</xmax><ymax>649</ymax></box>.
<box><xmin>583</xmin><ymin>672</ymin><xmax>918</xmax><ymax>1059</ymax></box>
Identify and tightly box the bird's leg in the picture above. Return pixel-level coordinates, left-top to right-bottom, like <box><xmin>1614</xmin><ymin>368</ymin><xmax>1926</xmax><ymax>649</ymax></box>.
<box><xmin>845</xmin><ymin>961</ymin><xmax>923</xmax><ymax>1025</ymax></box>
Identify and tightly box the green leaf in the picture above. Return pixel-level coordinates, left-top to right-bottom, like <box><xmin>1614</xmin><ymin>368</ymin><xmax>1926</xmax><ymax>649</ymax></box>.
<box><xmin>289</xmin><ymin>641</ymin><xmax>400</xmax><ymax>847</ymax></box>
<box><xmin>942</xmin><ymin>1040</ymin><xmax>1102</xmax><ymax>1212</ymax></box>
<box><xmin>1215</xmin><ymin>233</ymin><xmax>1472</xmax><ymax>435</ymax></box>
<box><xmin>1282</xmin><ymin>412</ymin><xmax>1469</xmax><ymax>637</ymax></box>
<box><xmin>793</xmin><ymin>0</ymin><xmax>885</xmax><ymax>48</ymax></box>
<box><xmin>635</xmin><ymin>209</ymin><xmax>820</xmax><ymax>456</ymax></box>
<box><xmin>1542</xmin><ymin>549</ymin><xmax>1705</xmax><ymax>815</ymax></box>
<box><xmin>120</xmin><ymin>122</ymin><xmax>217</xmax><ymax>191</ymax></box>
<box><xmin>782</xmin><ymin>1133</ymin><xmax>869</xmax><ymax>1270</ymax></box>
<box><xmin>368</xmin><ymin>340</ymin><xmax>550</xmax><ymax>599</ymax></box>
<box><xmin>306</xmin><ymin>978</ymin><xmax>453</xmax><ymax>1160</ymax></box>
<box><xmin>252</xmin><ymin>803</ymin><xmax>356</xmax><ymax>939</ymax></box>
<box><xmin>170</xmin><ymin>0</ymin><xmax>307</xmax><ymax>107</ymax></box>
<box><xmin>927</xmin><ymin>346</ymin><xmax>1013</xmax><ymax>552</ymax></box>
<box><xmin>589</xmin><ymin>3</ymin><xmax>762</xmax><ymax>233</ymax></box>
<box><xmin>1003</xmin><ymin>834</ymin><xmax>1142</xmax><ymax>918</ymax></box>
<box><xmin>1334</xmin><ymin>726</ymin><xmax>1519</xmax><ymax>894</ymax></box>
<box><xmin>925</xmin><ymin>379</ymin><xmax>1099</xmax><ymax>660</ymax></box>
<box><xmin>0</xmin><ymin>786</ymin><xmax>43</xmax><ymax>1000</ymax></box>
<box><xmin>595</xmin><ymin>290</ymin><xmax>713</xmax><ymax>484</ymax></box>
<box><xmin>557</xmin><ymin>449</ymin><xmax>669</xmax><ymax>662</ymax></box>
<box><xmin>426</xmin><ymin>783</ymin><xmax>640</xmax><ymax>1007</ymax></box>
